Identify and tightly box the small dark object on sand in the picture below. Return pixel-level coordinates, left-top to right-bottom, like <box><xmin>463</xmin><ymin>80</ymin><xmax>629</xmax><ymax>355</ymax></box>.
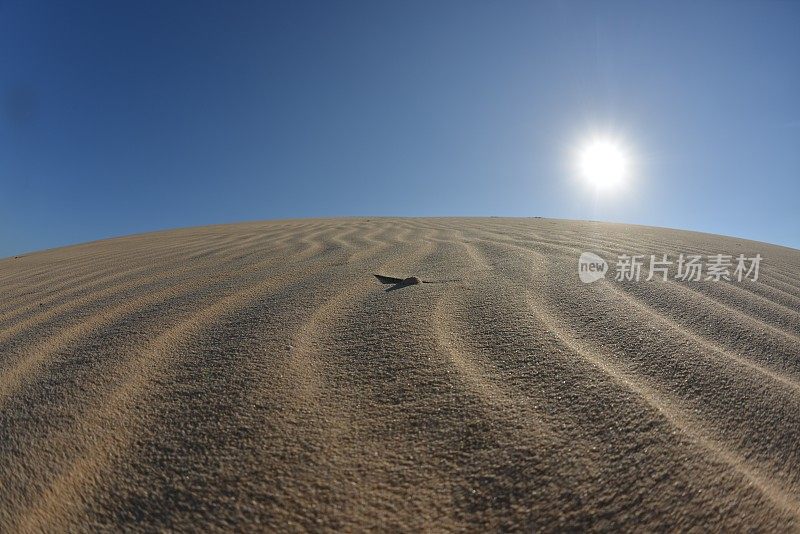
<box><xmin>374</xmin><ymin>274</ymin><xmax>406</xmax><ymax>285</ymax></box>
<box><xmin>374</xmin><ymin>274</ymin><xmax>418</xmax><ymax>291</ymax></box>
<box><xmin>374</xmin><ymin>274</ymin><xmax>458</xmax><ymax>291</ymax></box>
<box><xmin>374</xmin><ymin>274</ymin><xmax>419</xmax><ymax>288</ymax></box>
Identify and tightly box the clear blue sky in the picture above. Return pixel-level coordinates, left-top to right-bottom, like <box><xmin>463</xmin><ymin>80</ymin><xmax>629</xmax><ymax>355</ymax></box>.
<box><xmin>2</xmin><ymin>0</ymin><xmax>798</xmax><ymax>257</ymax></box>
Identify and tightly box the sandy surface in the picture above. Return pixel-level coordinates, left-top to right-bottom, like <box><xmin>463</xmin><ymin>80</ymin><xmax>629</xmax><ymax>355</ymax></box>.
<box><xmin>1</xmin><ymin>217</ymin><xmax>799</xmax><ymax>531</ymax></box>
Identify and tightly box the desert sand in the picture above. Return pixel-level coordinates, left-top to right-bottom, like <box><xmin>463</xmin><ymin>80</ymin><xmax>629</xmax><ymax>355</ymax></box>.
<box><xmin>0</xmin><ymin>217</ymin><xmax>798</xmax><ymax>531</ymax></box>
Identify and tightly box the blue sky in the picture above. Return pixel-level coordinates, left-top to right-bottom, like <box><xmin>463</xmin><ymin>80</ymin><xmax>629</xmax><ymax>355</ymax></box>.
<box><xmin>2</xmin><ymin>0</ymin><xmax>798</xmax><ymax>257</ymax></box>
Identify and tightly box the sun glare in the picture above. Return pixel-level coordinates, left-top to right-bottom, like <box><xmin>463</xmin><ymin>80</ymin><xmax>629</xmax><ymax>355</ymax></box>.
<box><xmin>578</xmin><ymin>139</ymin><xmax>629</xmax><ymax>190</ymax></box>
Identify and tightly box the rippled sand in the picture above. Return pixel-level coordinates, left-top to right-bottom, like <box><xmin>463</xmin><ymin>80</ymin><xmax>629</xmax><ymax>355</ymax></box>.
<box><xmin>1</xmin><ymin>218</ymin><xmax>798</xmax><ymax>531</ymax></box>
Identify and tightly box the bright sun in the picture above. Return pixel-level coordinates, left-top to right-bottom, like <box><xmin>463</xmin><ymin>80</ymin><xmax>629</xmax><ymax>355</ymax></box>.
<box><xmin>578</xmin><ymin>139</ymin><xmax>629</xmax><ymax>190</ymax></box>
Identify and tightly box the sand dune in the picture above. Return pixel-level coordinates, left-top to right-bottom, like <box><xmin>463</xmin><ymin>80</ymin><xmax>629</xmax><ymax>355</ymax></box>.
<box><xmin>1</xmin><ymin>217</ymin><xmax>799</xmax><ymax>531</ymax></box>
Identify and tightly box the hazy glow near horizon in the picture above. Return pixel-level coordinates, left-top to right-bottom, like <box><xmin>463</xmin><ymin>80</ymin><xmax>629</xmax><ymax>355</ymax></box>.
<box><xmin>578</xmin><ymin>139</ymin><xmax>630</xmax><ymax>191</ymax></box>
